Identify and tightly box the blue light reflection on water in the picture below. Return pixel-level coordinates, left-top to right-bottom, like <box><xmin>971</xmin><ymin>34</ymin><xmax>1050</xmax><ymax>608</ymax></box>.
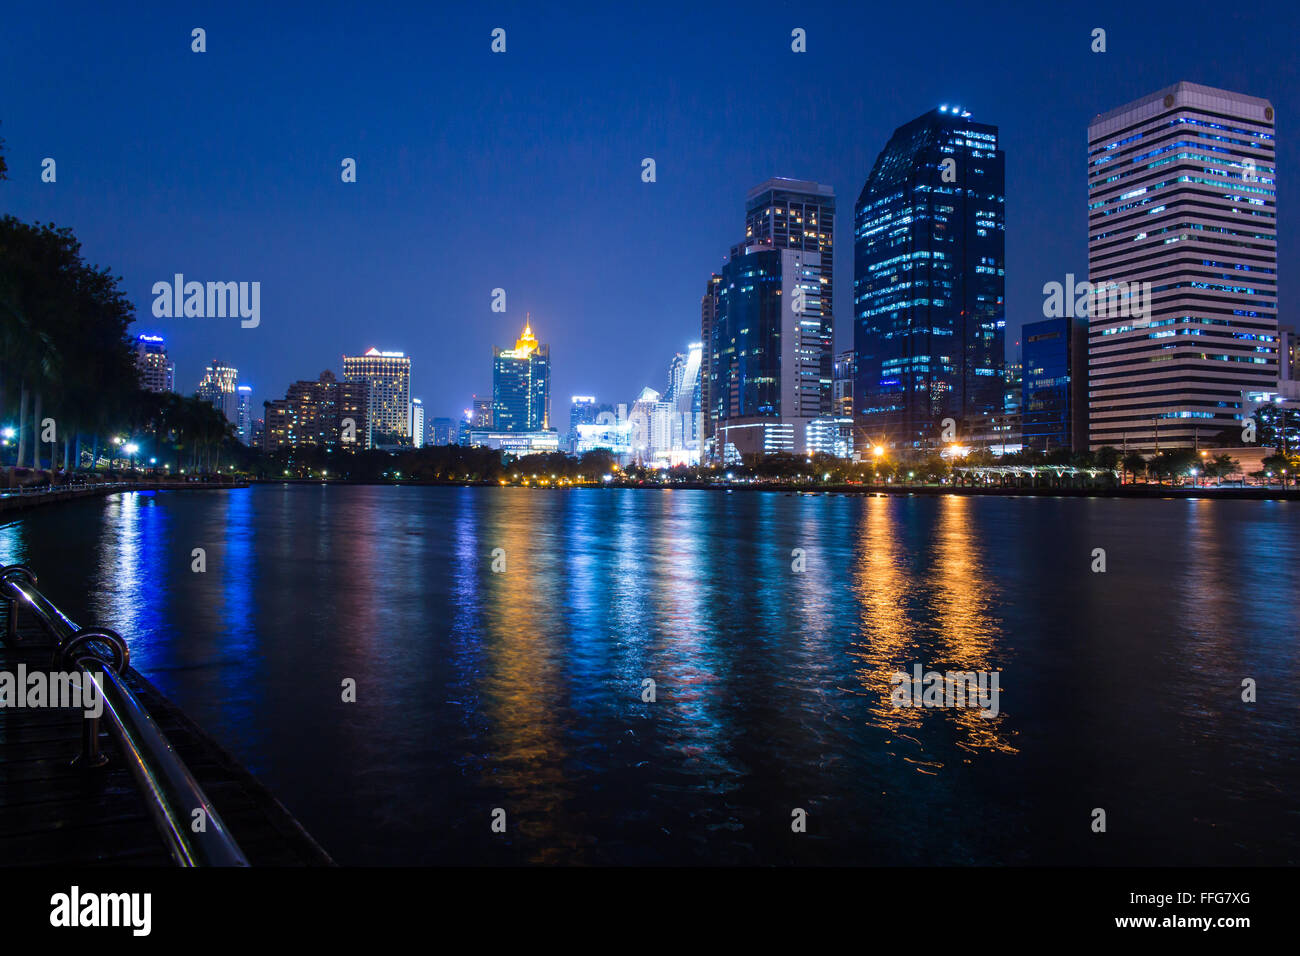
<box><xmin>3</xmin><ymin>486</ymin><xmax>1298</xmax><ymax>865</ymax></box>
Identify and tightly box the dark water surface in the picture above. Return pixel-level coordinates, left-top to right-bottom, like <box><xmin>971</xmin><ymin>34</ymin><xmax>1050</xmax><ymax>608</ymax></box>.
<box><xmin>2</xmin><ymin>485</ymin><xmax>1296</xmax><ymax>865</ymax></box>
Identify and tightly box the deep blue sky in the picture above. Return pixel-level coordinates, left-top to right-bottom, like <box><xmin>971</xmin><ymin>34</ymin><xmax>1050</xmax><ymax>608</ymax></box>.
<box><xmin>2</xmin><ymin>1</ymin><xmax>1295</xmax><ymax>428</ymax></box>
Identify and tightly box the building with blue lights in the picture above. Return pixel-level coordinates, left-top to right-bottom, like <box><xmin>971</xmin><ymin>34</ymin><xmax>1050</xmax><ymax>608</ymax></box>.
<box><xmin>852</xmin><ymin>106</ymin><xmax>1006</xmax><ymax>451</ymax></box>
<box><xmin>1021</xmin><ymin>317</ymin><xmax>1087</xmax><ymax>452</ymax></box>
<box><xmin>492</xmin><ymin>320</ymin><xmax>551</xmax><ymax>433</ymax></box>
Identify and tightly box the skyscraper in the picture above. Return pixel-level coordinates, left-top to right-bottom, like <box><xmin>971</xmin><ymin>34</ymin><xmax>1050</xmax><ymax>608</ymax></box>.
<box><xmin>196</xmin><ymin>360</ymin><xmax>238</xmax><ymax>423</ymax></box>
<box><xmin>745</xmin><ymin>179</ymin><xmax>835</xmax><ymax>414</ymax></box>
<box><xmin>853</xmin><ymin>106</ymin><xmax>1006</xmax><ymax>450</ymax></box>
<box><xmin>1087</xmin><ymin>82</ymin><xmax>1278</xmax><ymax>450</ymax></box>
<box><xmin>700</xmin><ymin>273</ymin><xmax>722</xmax><ymax>455</ymax></box>
<box><xmin>709</xmin><ymin>241</ymin><xmax>825</xmax><ymax>457</ymax></box>
<box><xmin>492</xmin><ymin>319</ymin><xmax>550</xmax><ymax>432</ymax></box>
<box><xmin>134</xmin><ymin>334</ymin><xmax>174</xmax><ymax>393</ymax></box>
<box><xmin>343</xmin><ymin>348</ymin><xmax>412</xmax><ymax>446</ymax></box>
<box><xmin>235</xmin><ymin>385</ymin><xmax>254</xmax><ymax>443</ymax></box>
<box><xmin>410</xmin><ymin>398</ymin><xmax>425</xmax><ymax>448</ymax></box>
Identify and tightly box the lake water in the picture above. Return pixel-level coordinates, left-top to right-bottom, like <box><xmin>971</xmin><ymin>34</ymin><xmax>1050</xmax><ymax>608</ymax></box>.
<box><xmin>2</xmin><ymin>485</ymin><xmax>1297</xmax><ymax>865</ymax></box>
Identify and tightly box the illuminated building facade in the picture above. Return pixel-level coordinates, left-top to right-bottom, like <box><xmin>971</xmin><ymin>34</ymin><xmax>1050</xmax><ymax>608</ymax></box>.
<box><xmin>235</xmin><ymin>385</ymin><xmax>254</xmax><ymax>443</ymax></box>
<box><xmin>263</xmin><ymin>370</ymin><xmax>369</xmax><ymax>451</ymax></box>
<box><xmin>134</xmin><ymin>334</ymin><xmax>174</xmax><ymax>393</ymax></box>
<box><xmin>833</xmin><ymin>350</ymin><xmax>854</xmax><ymax>417</ymax></box>
<box><xmin>1021</xmin><ymin>317</ymin><xmax>1088</xmax><ymax>452</ymax></box>
<box><xmin>196</xmin><ymin>359</ymin><xmax>239</xmax><ymax>422</ymax></box>
<box><xmin>493</xmin><ymin>320</ymin><xmax>551</xmax><ymax>432</ymax></box>
<box><xmin>430</xmin><ymin>416</ymin><xmax>456</xmax><ymax>446</ymax></box>
<box><xmin>806</xmin><ymin>416</ymin><xmax>854</xmax><ymax>459</ymax></box>
<box><xmin>1088</xmin><ymin>82</ymin><xmax>1278</xmax><ymax>450</ymax></box>
<box><xmin>853</xmin><ymin>106</ymin><xmax>1006</xmax><ymax>450</ymax></box>
<box><xmin>709</xmin><ymin>241</ymin><xmax>825</xmax><ymax>458</ymax></box>
<box><xmin>700</xmin><ymin>273</ymin><xmax>722</xmax><ymax>453</ymax></box>
<box><xmin>568</xmin><ymin>395</ymin><xmax>614</xmax><ymax>454</ymax></box>
<box><xmin>745</xmin><ymin>178</ymin><xmax>835</xmax><ymax>414</ymax></box>
<box><xmin>410</xmin><ymin>398</ymin><xmax>425</xmax><ymax>448</ymax></box>
<box><xmin>343</xmin><ymin>348</ymin><xmax>412</xmax><ymax>445</ymax></box>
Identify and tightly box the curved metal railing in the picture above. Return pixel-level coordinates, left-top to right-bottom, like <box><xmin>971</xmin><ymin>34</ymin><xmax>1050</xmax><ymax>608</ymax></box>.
<box><xmin>0</xmin><ymin>563</ymin><xmax>249</xmax><ymax>866</ymax></box>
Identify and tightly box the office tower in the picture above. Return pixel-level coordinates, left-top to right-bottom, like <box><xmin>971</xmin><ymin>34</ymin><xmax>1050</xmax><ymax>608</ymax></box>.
<box><xmin>806</xmin><ymin>417</ymin><xmax>854</xmax><ymax>459</ymax></box>
<box><xmin>1021</xmin><ymin>317</ymin><xmax>1088</xmax><ymax>452</ymax></box>
<box><xmin>628</xmin><ymin>387</ymin><xmax>674</xmax><ymax>463</ymax></box>
<box><xmin>343</xmin><ymin>348</ymin><xmax>412</xmax><ymax>446</ymax></box>
<box><xmin>410</xmin><ymin>398</ymin><xmax>425</xmax><ymax>448</ymax></box>
<box><xmin>251</xmin><ymin>417</ymin><xmax>265</xmax><ymax>450</ymax></box>
<box><xmin>700</xmin><ymin>273</ymin><xmax>722</xmax><ymax>454</ymax></box>
<box><xmin>709</xmin><ymin>241</ymin><xmax>825</xmax><ymax>457</ymax></box>
<box><xmin>745</xmin><ymin>179</ymin><xmax>835</xmax><ymax>414</ymax></box>
<box><xmin>263</xmin><ymin>370</ymin><xmax>369</xmax><ymax>451</ymax></box>
<box><xmin>235</xmin><ymin>386</ymin><xmax>254</xmax><ymax>443</ymax></box>
<box><xmin>832</xmin><ymin>350</ymin><xmax>854</xmax><ymax>417</ymax></box>
<box><xmin>569</xmin><ymin>395</ymin><xmax>600</xmax><ymax>453</ymax></box>
<box><xmin>1087</xmin><ymin>82</ymin><xmax>1277</xmax><ymax>450</ymax></box>
<box><xmin>134</xmin><ymin>334</ymin><xmax>175</xmax><ymax>393</ymax></box>
<box><xmin>853</xmin><ymin>106</ymin><xmax>1006</xmax><ymax>450</ymax></box>
<box><xmin>471</xmin><ymin>395</ymin><xmax>493</xmax><ymax>429</ymax></box>
<box><xmin>196</xmin><ymin>359</ymin><xmax>239</xmax><ymax>422</ymax></box>
<box><xmin>430</xmin><ymin>417</ymin><xmax>455</xmax><ymax>446</ymax></box>
<box><xmin>492</xmin><ymin>319</ymin><xmax>550</xmax><ymax>432</ymax></box>
<box><xmin>674</xmin><ymin>342</ymin><xmax>704</xmax><ymax>459</ymax></box>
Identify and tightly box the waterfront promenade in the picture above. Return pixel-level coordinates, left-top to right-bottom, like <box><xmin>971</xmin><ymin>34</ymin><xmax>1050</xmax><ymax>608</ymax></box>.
<box><xmin>0</xmin><ymin>567</ymin><xmax>330</xmax><ymax>866</ymax></box>
<box><xmin>0</xmin><ymin>478</ymin><xmax>250</xmax><ymax>516</ymax></box>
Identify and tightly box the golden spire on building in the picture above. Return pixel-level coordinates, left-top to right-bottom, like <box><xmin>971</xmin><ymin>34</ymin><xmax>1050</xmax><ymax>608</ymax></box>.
<box><xmin>514</xmin><ymin>314</ymin><xmax>538</xmax><ymax>354</ymax></box>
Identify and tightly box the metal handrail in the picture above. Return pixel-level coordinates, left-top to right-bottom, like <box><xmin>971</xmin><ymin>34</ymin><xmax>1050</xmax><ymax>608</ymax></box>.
<box><xmin>0</xmin><ymin>563</ymin><xmax>249</xmax><ymax>866</ymax></box>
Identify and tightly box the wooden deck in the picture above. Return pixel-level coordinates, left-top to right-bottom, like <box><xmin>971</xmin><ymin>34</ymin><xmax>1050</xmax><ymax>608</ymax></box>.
<box><xmin>0</xmin><ymin>604</ymin><xmax>332</xmax><ymax>866</ymax></box>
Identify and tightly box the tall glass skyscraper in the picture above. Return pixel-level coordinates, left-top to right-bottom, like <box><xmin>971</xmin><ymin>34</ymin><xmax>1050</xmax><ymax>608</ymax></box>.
<box><xmin>493</xmin><ymin>320</ymin><xmax>551</xmax><ymax>432</ymax></box>
<box><xmin>1087</xmin><ymin>82</ymin><xmax>1277</xmax><ymax>450</ymax></box>
<box><xmin>745</xmin><ymin>179</ymin><xmax>835</xmax><ymax>414</ymax></box>
<box><xmin>709</xmin><ymin>241</ymin><xmax>825</xmax><ymax>457</ymax></box>
<box><xmin>853</xmin><ymin>107</ymin><xmax>1006</xmax><ymax>450</ymax></box>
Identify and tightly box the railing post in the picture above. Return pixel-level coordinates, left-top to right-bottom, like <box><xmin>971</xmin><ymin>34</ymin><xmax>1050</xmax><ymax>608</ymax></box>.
<box><xmin>74</xmin><ymin>701</ymin><xmax>109</xmax><ymax>768</ymax></box>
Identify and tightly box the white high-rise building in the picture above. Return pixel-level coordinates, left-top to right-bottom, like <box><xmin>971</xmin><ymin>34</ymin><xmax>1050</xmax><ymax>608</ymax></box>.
<box><xmin>343</xmin><ymin>348</ymin><xmax>412</xmax><ymax>446</ymax></box>
<box><xmin>196</xmin><ymin>360</ymin><xmax>238</xmax><ymax>423</ymax></box>
<box><xmin>134</xmin><ymin>334</ymin><xmax>174</xmax><ymax>393</ymax></box>
<box><xmin>410</xmin><ymin>398</ymin><xmax>425</xmax><ymax>448</ymax></box>
<box><xmin>1087</xmin><ymin>82</ymin><xmax>1277</xmax><ymax>450</ymax></box>
<box><xmin>235</xmin><ymin>386</ymin><xmax>253</xmax><ymax>442</ymax></box>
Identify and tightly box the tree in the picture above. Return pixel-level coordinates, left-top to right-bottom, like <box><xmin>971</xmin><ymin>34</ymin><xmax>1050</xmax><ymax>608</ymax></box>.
<box><xmin>0</xmin><ymin>217</ymin><xmax>138</xmax><ymax>474</ymax></box>
<box><xmin>1095</xmin><ymin>446</ymin><xmax>1121</xmax><ymax>471</ymax></box>
<box><xmin>1121</xmin><ymin>451</ymin><xmax>1146</xmax><ymax>483</ymax></box>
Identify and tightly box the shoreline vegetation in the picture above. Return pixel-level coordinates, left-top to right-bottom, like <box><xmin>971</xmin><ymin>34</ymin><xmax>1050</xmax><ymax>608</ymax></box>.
<box><xmin>245</xmin><ymin>477</ymin><xmax>1299</xmax><ymax>500</ymax></box>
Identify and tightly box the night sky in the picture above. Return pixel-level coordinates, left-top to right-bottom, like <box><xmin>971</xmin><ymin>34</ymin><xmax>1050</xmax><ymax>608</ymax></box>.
<box><xmin>2</xmin><ymin>1</ymin><xmax>1294</xmax><ymax>429</ymax></box>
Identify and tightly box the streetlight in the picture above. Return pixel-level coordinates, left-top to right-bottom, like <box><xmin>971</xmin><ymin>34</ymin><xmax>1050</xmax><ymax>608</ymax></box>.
<box><xmin>124</xmin><ymin>443</ymin><xmax>139</xmax><ymax>472</ymax></box>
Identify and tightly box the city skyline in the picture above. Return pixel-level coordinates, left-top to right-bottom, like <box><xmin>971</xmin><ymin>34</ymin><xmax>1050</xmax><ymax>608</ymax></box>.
<box><xmin>4</xmin><ymin>2</ymin><xmax>1296</xmax><ymax>431</ymax></box>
